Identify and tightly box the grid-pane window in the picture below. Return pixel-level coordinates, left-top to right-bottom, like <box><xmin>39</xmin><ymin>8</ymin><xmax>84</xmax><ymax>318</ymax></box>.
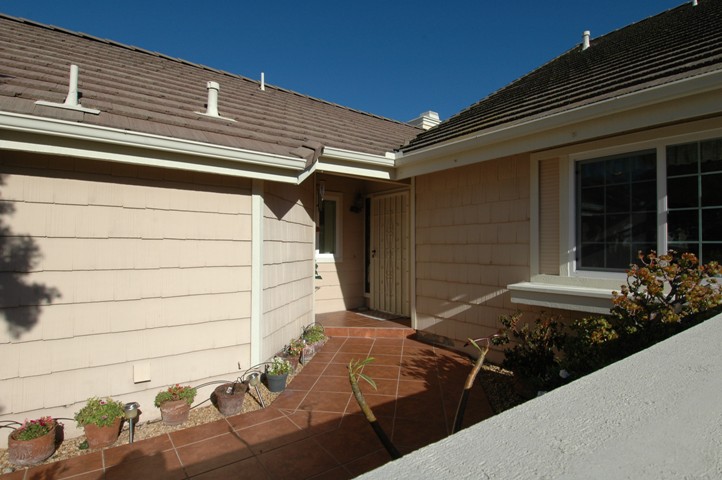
<box><xmin>667</xmin><ymin>138</ymin><xmax>722</xmax><ymax>263</ymax></box>
<box><xmin>576</xmin><ymin>150</ymin><xmax>657</xmax><ymax>271</ymax></box>
<box><xmin>318</xmin><ymin>199</ymin><xmax>337</xmax><ymax>254</ymax></box>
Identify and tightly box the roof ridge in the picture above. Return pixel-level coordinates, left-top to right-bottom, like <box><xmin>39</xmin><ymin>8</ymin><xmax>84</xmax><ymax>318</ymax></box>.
<box><xmin>404</xmin><ymin>0</ymin><xmax>719</xmax><ymax>152</ymax></box>
<box><xmin>438</xmin><ymin>2</ymin><xmax>689</xmax><ymax>128</ymax></box>
<box><xmin>0</xmin><ymin>12</ymin><xmax>419</xmax><ymax>130</ymax></box>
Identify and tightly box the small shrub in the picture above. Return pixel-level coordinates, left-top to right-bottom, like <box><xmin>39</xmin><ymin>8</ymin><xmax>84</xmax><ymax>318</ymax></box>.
<box><xmin>492</xmin><ymin>311</ymin><xmax>567</xmax><ymax>392</ymax></box>
<box><xmin>563</xmin><ymin>250</ymin><xmax>722</xmax><ymax>379</ymax></box>
<box><xmin>74</xmin><ymin>397</ymin><xmax>124</xmax><ymax>427</ymax></box>
<box><xmin>13</xmin><ymin>416</ymin><xmax>57</xmax><ymax>441</ymax></box>
<box><xmin>562</xmin><ymin>316</ymin><xmax>619</xmax><ymax>377</ymax></box>
<box><xmin>302</xmin><ymin>324</ymin><xmax>327</xmax><ymax>344</ymax></box>
<box><xmin>284</xmin><ymin>338</ymin><xmax>306</xmax><ymax>357</ymax></box>
<box><xmin>154</xmin><ymin>384</ymin><xmax>197</xmax><ymax>407</ymax></box>
<box><xmin>267</xmin><ymin>356</ymin><xmax>293</xmax><ymax>375</ymax></box>
<box><xmin>612</xmin><ymin>250</ymin><xmax>722</xmax><ymax>330</ymax></box>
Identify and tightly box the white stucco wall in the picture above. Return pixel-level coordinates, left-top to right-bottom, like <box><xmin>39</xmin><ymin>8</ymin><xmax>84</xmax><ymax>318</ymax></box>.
<box><xmin>360</xmin><ymin>313</ymin><xmax>722</xmax><ymax>479</ymax></box>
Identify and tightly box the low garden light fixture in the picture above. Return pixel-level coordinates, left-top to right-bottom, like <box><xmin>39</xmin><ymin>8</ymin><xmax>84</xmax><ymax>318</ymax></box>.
<box><xmin>123</xmin><ymin>402</ymin><xmax>140</xmax><ymax>444</ymax></box>
<box><xmin>247</xmin><ymin>371</ymin><xmax>265</xmax><ymax>408</ymax></box>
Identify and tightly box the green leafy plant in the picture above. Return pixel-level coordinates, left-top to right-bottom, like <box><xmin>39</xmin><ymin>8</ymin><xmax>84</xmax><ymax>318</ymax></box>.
<box><xmin>12</xmin><ymin>416</ymin><xmax>57</xmax><ymax>441</ymax></box>
<box><xmin>267</xmin><ymin>356</ymin><xmax>293</xmax><ymax>376</ymax></box>
<box><xmin>492</xmin><ymin>311</ymin><xmax>567</xmax><ymax>392</ymax></box>
<box><xmin>302</xmin><ymin>323</ymin><xmax>327</xmax><ymax>344</ymax></box>
<box><xmin>154</xmin><ymin>384</ymin><xmax>197</xmax><ymax>407</ymax></box>
<box><xmin>562</xmin><ymin>316</ymin><xmax>619</xmax><ymax>378</ymax></box>
<box><xmin>74</xmin><ymin>397</ymin><xmax>124</xmax><ymax>427</ymax></box>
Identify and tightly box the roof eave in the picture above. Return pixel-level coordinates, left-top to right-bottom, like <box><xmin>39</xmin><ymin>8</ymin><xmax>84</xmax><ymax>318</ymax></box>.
<box><xmin>317</xmin><ymin>146</ymin><xmax>397</xmax><ymax>181</ymax></box>
<box><xmin>394</xmin><ymin>69</ymin><xmax>722</xmax><ymax>179</ymax></box>
<box><xmin>0</xmin><ymin>111</ymin><xmax>309</xmax><ymax>184</ymax></box>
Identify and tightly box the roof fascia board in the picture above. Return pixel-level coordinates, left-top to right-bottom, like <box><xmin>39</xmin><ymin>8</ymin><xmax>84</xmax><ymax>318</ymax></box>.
<box><xmin>318</xmin><ymin>146</ymin><xmax>396</xmax><ymax>180</ymax></box>
<box><xmin>395</xmin><ymin>70</ymin><xmax>722</xmax><ymax>179</ymax></box>
<box><xmin>0</xmin><ymin>111</ymin><xmax>307</xmax><ymax>183</ymax></box>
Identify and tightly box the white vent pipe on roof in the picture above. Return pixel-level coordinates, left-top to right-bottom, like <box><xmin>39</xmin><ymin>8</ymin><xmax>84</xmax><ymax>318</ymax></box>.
<box><xmin>63</xmin><ymin>64</ymin><xmax>80</xmax><ymax>107</ymax></box>
<box><xmin>582</xmin><ymin>31</ymin><xmax>591</xmax><ymax>50</ymax></box>
<box><xmin>692</xmin><ymin>0</ymin><xmax>698</xmax><ymax>6</ymax></box>
<box><xmin>261</xmin><ymin>72</ymin><xmax>265</xmax><ymax>91</ymax></box>
<box><xmin>204</xmin><ymin>81</ymin><xmax>220</xmax><ymax>117</ymax></box>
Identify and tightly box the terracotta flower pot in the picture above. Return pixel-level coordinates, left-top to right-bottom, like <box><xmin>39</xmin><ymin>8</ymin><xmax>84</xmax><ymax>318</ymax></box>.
<box><xmin>83</xmin><ymin>417</ymin><xmax>122</xmax><ymax>449</ymax></box>
<box><xmin>8</xmin><ymin>422</ymin><xmax>57</xmax><ymax>466</ymax></box>
<box><xmin>213</xmin><ymin>382</ymin><xmax>248</xmax><ymax>416</ymax></box>
<box><xmin>265</xmin><ymin>373</ymin><xmax>288</xmax><ymax>393</ymax></box>
<box><xmin>159</xmin><ymin>399</ymin><xmax>191</xmax><ymax>426</ymax></box>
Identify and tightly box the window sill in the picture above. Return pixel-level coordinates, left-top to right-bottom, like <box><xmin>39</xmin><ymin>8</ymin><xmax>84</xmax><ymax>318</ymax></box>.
<box><xmin>508</xmin><ymin>281</ymin><xmax>614</xmax><ymax>314</ymax></box>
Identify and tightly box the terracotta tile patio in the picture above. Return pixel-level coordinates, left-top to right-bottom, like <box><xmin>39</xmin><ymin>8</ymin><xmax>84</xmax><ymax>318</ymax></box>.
<box><xmin>3</xmin><ymin>312</ymin><xmax>493</xmax><ymax>479</ymax></box>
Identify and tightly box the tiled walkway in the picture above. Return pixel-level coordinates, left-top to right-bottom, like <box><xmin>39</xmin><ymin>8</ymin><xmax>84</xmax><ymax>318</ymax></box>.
<box><xmin>4</xmin><ymin>312</ymin><xmax>493</xmax><ymax>480</ymax></box>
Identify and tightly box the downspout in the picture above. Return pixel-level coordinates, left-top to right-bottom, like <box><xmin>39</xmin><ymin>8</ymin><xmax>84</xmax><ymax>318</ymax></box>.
<box><xmin>250</xmin><ymin>179</ymin><xmax>264</xmax><ymax>365</ymax></box>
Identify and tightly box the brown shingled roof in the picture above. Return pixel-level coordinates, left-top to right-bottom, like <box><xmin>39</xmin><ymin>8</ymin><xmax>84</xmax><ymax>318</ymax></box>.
<box><xmin>0</xmin><ymin>14</ymin><xmax>421</xmax><ymax>161</ymax></box>
<box><xmin>403</xmin><ymin>0</ymin><xmax>722</xmax><ymax>153</ymax></box>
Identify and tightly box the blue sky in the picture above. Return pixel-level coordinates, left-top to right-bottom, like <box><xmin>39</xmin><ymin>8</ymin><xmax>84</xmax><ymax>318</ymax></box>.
<box><xmin>2</xmin><ymin>0</ymin><xmax>685</xmax><ymax>122</ymax></box>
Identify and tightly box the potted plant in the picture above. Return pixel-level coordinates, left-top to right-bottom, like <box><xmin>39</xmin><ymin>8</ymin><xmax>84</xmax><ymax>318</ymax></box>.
<box><xmin>265</xmin><ymin>356</ymin><xmax>293</xmax><ymax>392</ymax></box>
<box><xmin>283</xmin><ymin>338</ymin><xmax>305</xmax><ymax>368</ymax></box>
<box><xmin>154</xmin><ymin>384</ymin><xmax>196</xmax><ymax>426</ymax></box>
<box><xmin>7</xmin><ymin>416</ymin><xmax>59</xmax><ymax>466</ymax></box>
<box><xmin>212</xmin><ymin>381</ymin><xmax>249</xmax><ymax>416</ymax></box>
<box><xmin>74</xmin><ymin>397</ymin><xmax>124</xmax><ymax>449</ymax></box>
<box><xmin>301</xmin><ymin>324</ymin><xmax>328</xmax><ymax>362</ymax></box>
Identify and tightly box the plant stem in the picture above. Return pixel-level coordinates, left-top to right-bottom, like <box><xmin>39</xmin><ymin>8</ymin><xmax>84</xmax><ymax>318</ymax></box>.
<box><xmin>348</xmin><ymin>360</ymin><xmax>402</xmax><ymax>459</ymax></box>
<box><xmin>452</xmin><ymin>338</ymin><xmax>490</xmax><ymax>434</ymax></box>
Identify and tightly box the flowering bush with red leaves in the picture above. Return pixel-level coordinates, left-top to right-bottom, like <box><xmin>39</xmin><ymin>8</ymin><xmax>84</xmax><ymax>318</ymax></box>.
<box><xmin>154</xmin><ymin>384</ymin><xmax>197</xmax><ymax>407</ymax></box>
<box><xmin>13</xmin><ymin>416</ymin><xmax>57</xmax><ymax>441</ymax></box>
<box><xmin>612</xmin><ymin>250</ymin><xmax>722</xmax><ymax>330</ymax></box>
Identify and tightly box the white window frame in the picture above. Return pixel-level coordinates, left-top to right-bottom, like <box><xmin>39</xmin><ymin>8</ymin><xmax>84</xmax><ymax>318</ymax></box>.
<box><xmin>518</xmin><ymin>124</ymin><xmax>722</xmax><ymax>313</ymax></box>
<box><xmin>564</xmin><ymin>129</ymin><xmax>722</xmax><ymax>279</ymax></box>
<box><xmin>316</xmin><ymin>192</ymin><xmax>343</xmax><ymax>263</ymax></box>
<box><xmin>566</xmin><ymin>143</ymin><xmax>665</xmax><ymax>280</ymax></box>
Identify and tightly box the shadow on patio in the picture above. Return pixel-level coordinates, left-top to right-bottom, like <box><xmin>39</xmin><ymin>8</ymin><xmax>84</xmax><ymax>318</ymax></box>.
<box><xmin>3</xmin><ymin>312</ymin><xmax>493</xmax><ymax>480</ymax></box>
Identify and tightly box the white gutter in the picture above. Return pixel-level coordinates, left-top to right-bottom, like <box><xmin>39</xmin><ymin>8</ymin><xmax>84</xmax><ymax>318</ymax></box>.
<box><xmin>317</xmin><ymin>146</ymin><xmax>398</xmax><ymax>180</ymax></box>
<box><xmin>0</xmin><ymin>111</ymin><xmax>307</xmax><ymax>184</ymax></box>
<box><xmin>395</xmin><ymin>69</ymin><xmax>722</xmax><ymax>179</ymax></box>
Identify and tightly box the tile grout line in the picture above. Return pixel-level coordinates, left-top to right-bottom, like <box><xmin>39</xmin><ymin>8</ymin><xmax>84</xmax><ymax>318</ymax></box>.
<box><xmin>166</xmin><ymin>430</ymin><xmax>191</xmax><ymax>479</ymax></box>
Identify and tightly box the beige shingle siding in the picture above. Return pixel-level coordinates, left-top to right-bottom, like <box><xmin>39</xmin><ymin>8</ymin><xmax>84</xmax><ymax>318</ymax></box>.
<box><xmin>415</xmin><ymin>154</ymin><xmax>532</xmax><ymax>355</ymax></box>
<box><xmin>0</xmin><ymin>152</ymin><xmax>253</xmax><ymax>418</ymax></box>
<box><xmin>262</xmin><ymin>182</ymin><xmax>315</xmax><ymax>358</ymax></box>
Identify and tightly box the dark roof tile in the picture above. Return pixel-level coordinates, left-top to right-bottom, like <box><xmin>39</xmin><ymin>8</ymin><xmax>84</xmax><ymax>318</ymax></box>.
<box><xmin>0</xmin><ymin>14</ymin><xmax>421</xmax><ymax>160</ymax></box>
<box><xmin>403</xmin><ymin>0</ymin><xmax>722</xmax><ymax>153</ymax></box>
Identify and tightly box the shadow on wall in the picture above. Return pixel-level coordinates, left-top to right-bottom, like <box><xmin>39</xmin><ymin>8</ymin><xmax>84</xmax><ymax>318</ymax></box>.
<box><xmin>0</xmin><ymin>176</ymin><xmax>60</xmax><ymax>338</ymax></box>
